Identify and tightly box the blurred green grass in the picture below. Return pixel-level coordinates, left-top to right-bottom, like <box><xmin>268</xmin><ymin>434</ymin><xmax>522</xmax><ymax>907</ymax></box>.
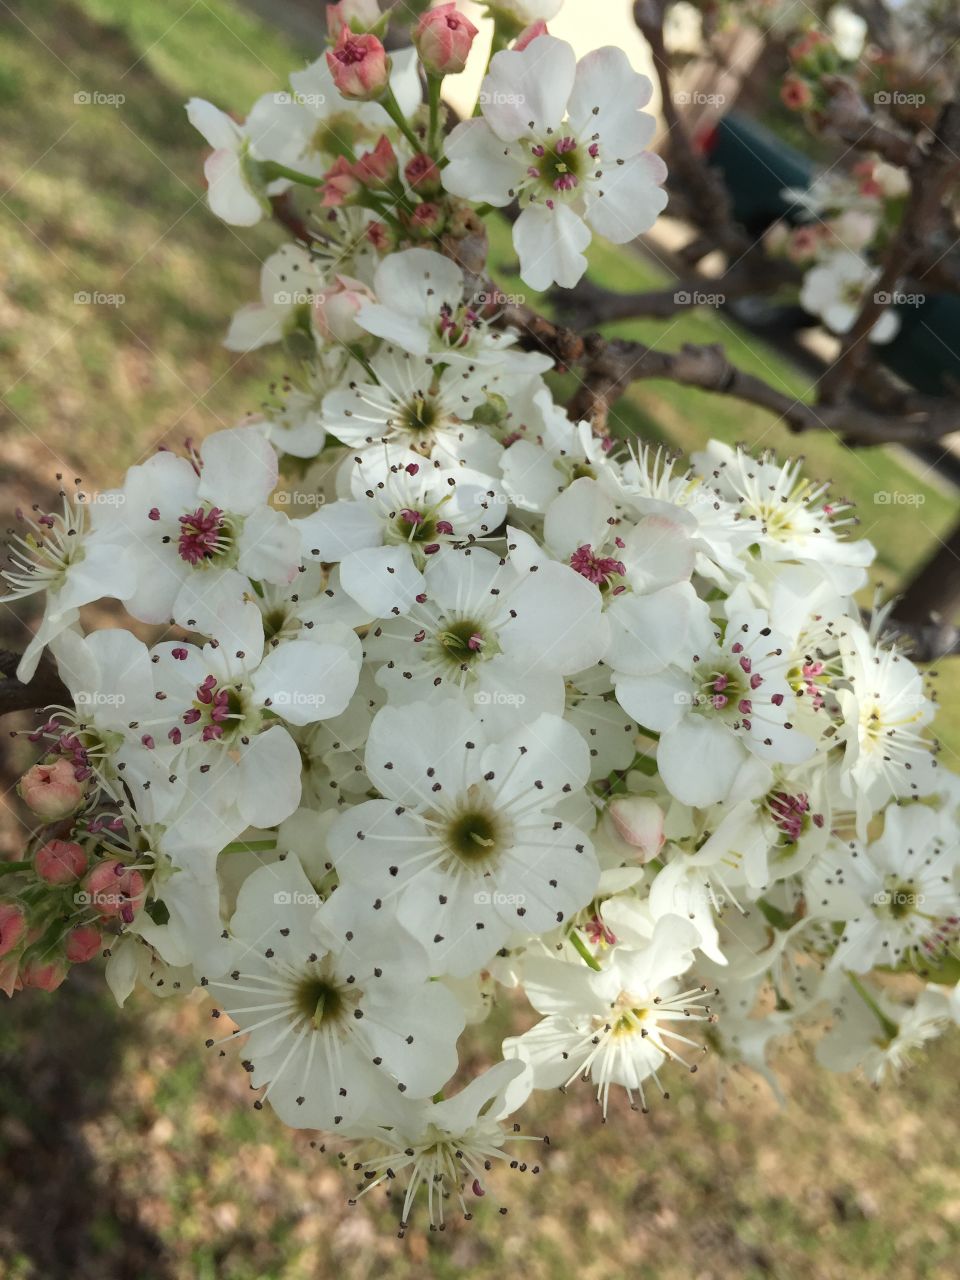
<box><xmin>2</xmin><ymin>3</ymin><xmax>960</xmax><ymax>1278</ymax></box>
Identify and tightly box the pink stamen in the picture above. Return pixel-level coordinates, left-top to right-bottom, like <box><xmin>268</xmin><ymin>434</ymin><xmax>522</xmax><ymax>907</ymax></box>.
<box><xmin>177</xmin><ymin>506</ymin><xmax>226</xmax><ymax>565</ymax></box>
<box><xmin>569</xmin><ymin>544</ymin><xmax>626</xmax><ymax>586</ymax></box>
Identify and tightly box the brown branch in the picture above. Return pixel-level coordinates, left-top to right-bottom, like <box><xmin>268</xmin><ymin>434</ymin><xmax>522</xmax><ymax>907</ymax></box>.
<box><xmin>872</xmin><ymin>613</ymin><xmax>960</xmax><ymax>662</ymax></box>
<box><xmin>0</xmin><ymin>650</ymin><xmax>68</xmax><ymax>719</ymax></box>
<box><xmin>819</xmin><ymin>75</ymin><xmax>922</xmax><ymax>168</ymax></box>
<box><xmin>498</xmin><ymin>295</ymin><xmax>960</xmax><ymax>446</ymax></box>
<box><xmin>633</xmin><ymin>0</ymin><xmax>750</xmax><ymax>260</ymax></box>
<box><xmin>548</xmin><ymin>252</ymin><xmax>799</xmax><ymax>328</ymax></box>
<box><xmin>819</xmin><ymin>100</ymin><xmax>960</xmax><ymax>404</ymax></box>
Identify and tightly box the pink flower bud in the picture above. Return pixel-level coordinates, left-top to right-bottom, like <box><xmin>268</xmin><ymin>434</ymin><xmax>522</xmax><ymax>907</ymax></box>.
<box><xmin>353</xmin><ymin>134</ymin><xmax>398</xmax><ymax>187</ymax></box>
<box><xmin>0</xmin><ymin>953</ymin><xmax>22</xmax><ymax>997</ymax></box>
<box><xmin>18</xmin><ymin>758</ymin><xmax>86</xmax><ymax>820</ymax></box>
<box><xmin>321</xmin><ymin>155</ymin><xmax>363</xmax><ymax>207</ymax></box>
<box><xmin>606</xmin><ymin>797</ymin><xmax>665</xmax><ymax>863</ymax></box>
<box><xmin>35</xmin><ymin>839</ymin><xmax>88</xmax><ymax>886</ymax></box>
<box><xmin>780</xmin><ymin>75</ymin><xmax>813</xmax><ymax>112</ymax></box>
<box><xmin>327</xmin><ymin>0</ymin><xmax>382</xmax><ymax>39</ymax></box>
<box><xmin>787</xmin><ymin>225</ymin><xmax>825</xmax><ymax>264</ymax></box>
<box><xmin>365</xmin><ymin>220</ymin><xmax>392</xmax><ymax>252</ymax></box>
<box><xmin>405</xmin><ymin>152</ymin><xmax>441</xmax><ymax>195</ymax></box>
<box><xmin>406</xmin><ymin>200</ymin><xmax>447</xmax><ymax>237</ymax></box>
<box><xmin>326</xmin><ymin>30</ymin><xmax>390</xmax><ymax>101</ymax></box>
<box><xmin>65</xmin><ymin>924</ymin><xmax>102</xmax><ymax>964</ymax></box>
<box><xmin>0</xmin><ymin>902</ymin><xmax>27</xmax><ymax>959</ymax></box>
<box><xmin>21</xmin><ymin>956</ymin><xmax>69</xmax><ymax>993</ymax></box>
<box><xmin>514</xmin><ymin>20</ymin><xmax>548</xmax><ymax>51</ymax></box>
<box><xmin>414</xmin><ymin>4</ymin><xmax>478</xmax><ymax>76</ymax></box>
<box><xmin>312</xmin><ymin>274</ymin><xmax>376</xmax><ymax>344</ymax></box>
<box><xmin>83</xmin><ymin>860</ymin><xmax>146</xmax><ymax>922</ymax></box>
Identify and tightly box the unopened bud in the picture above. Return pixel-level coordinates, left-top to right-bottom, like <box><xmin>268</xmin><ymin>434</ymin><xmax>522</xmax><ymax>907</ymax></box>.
<box><xmin>35</xmin><ymin>839</ymin><xmax>88</xmax><ymax>886</ymax></box>
<box><xmin>414</xmin><ymin>3</ymin><xmax>478</xmax><ymax>77</ymax></box>
<box><xmin>606</xmin><ymin>797</ymin><xmax>665</xmax><ymax>862</ymax></box>
<box><xmin>83</xmin><ymin>860</ymin><xmax>146</xmax><ymax>922</ymax></box>
<box><xmin>21</xmin><ymin>955</ymin><xmax>69</xmax><ymax>992</ymax></box>
<box><xmin>65</xmin><ymin>924</ymin><xmax>102</xmax><ymax>964</ymax></box>
<box><xmin>327</xmin><ymin>0</ymin><xmax>383</xmax><ymax>39</ymax></box>
<box><xmin>326</xmin><ymin>30</ymin><xmax>390</xmax><ymax>101</ymax></box>
<box><xmin>313</xmin><ymin>274</ymin><xmax>376</xmax><ymax>344</ymax></box>
<box><xmin>0</xmin><ymin>902</ymin><xmax>27</xmax><ymax>959</ymax></box>
<box><xmin>18</xmin><ymin>758</ymin><xmax>86</xmax><ymax>820</ymax></box>
<box><xmin>405</xmin><ymin>152</ymin><xmax>442</xmax><ymax>195</ymax></box>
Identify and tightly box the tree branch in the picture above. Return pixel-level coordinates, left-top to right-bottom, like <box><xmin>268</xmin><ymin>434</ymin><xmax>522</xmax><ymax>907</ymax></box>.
<box><xmin>818</xmin><ymin>100</ymin><xmax>960</xmax><ymax>404</ymax></box>
<box><xmin>0</xmin><ymin>650</ymin><xmax>68</xmax><ymax>719</ymax></box>
<box><xmin>633</xmin><ymin>0</ymin><xmax>750</xmax><ymax>260</ymax></box>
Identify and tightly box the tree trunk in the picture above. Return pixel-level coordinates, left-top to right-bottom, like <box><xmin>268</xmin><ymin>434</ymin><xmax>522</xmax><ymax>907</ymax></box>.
<box><xmin>896</xmin><ymin>519</ymin><xmax>960</xmax><ymax>624</ymax></box>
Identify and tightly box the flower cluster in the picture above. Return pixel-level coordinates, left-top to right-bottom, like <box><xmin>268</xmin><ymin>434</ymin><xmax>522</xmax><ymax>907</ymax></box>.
<box><xmin>766</xmin><ymin>159</ymin><xmax>910</xmax><ymax>344</ymax></box>
<box><xmin>3</xmin><ymin>0</ymin><xmax>958</xmax><ymax>1234</ymax></box>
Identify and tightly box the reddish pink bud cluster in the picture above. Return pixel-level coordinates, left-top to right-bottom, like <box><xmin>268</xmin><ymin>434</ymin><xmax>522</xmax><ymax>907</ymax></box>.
<box><xmin>321</xmin><ymin>136</ymin><xmax>397</xmax><ymax>208</ymax></box>
<box><xmin>326</xmin><ymin>28</ymin><xmax>389</xmax><ymax>101</ymax></box>
<box><xmin>414</xmin><ymin>3</ymin><xmax>478</xmax><ymax>77</ymax></box>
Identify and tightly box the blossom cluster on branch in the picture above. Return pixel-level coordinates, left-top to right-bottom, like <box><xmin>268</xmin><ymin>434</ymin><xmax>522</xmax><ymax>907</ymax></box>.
<box><xmin>2</xmin><ymin>0</ymin><xmax>958</xmax><ymax>1234</ymax></box>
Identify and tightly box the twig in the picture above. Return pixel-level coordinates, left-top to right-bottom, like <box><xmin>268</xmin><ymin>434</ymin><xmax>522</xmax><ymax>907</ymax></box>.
<box><xmin>0</xmin><ymin>650</ymin><xmax>68</xmax><ymax>719</ymax></box>
<box><xmin>818</xmin><ymin>100</ymin><xmax>960</xmax><ymax>404</ymax></box>
<box><xmin>633</xmin><ymin>0</ymin><xmax>750</xmax><ymax>260</ymax></box>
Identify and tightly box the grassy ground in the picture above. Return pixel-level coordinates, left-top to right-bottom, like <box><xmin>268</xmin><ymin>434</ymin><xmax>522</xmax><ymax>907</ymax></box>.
<box><xmin>1</xmin><ymin>2</ymin><xmax>959</xmax><ymax>1277</ymax></box>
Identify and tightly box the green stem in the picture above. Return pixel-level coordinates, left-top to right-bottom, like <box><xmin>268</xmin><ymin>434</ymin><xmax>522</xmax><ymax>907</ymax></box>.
<box><xmin>349</xmin><ymin>346</ymin><xmax>380</xmax><ymax>383</ymax></box>
<box><xmin>358</xmin><ymin>193</ymin><xmax>405</xmax><ymax>234</ymax></box>
<box><xmin>847</xmin><ymin>971</ymin><xmax>899</xmax><ymax>1042</ymax></box>
<box><xmin>0</xmin><ymin>860</ymin><xmax>31</xmax><ymax>875</ymax></box>
<box><xmin>568</xmin><ymin>928</ymin><xmax>602</xmax><ymax>971</ymax></box>
<box><xmin>381</xmin><ymin>86</ymin><xmax>423</xmax><ymax>156</ymax></box>
<box><xmin>427</xmin><ymin>73</ymin><xmax>443</xmax><ymax>156</ymax></box>
<box><xmin>260</xmin><ymin>161</ymin><xmax>322</xmax><ymax>189</ymax></box>
<box><xmin>220</xmin><ymin>840</ymin><xmax>278</xmax><ymax>855</ymax></box>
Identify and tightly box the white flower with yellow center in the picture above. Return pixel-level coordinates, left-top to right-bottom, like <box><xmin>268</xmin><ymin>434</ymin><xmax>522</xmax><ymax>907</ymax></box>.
<box><xmin>504</xmin><ymin>916</ymin><xmax>713</xmax><ymax>1115</ymax></box>
<box><xmin>443</xmin><ymin>36</ymin><xmax>668</xmax><ymax>290</ymax></box>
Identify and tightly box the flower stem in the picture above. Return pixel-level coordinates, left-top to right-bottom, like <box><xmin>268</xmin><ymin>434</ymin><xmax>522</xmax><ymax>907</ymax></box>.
<box><xmin>381</xmin><ymin>86</ymin><xmax>423</xmax><ymax>156</ymax></box>
<box><xmin>568</xmin><ymin>928</ymin><xmax>602</xmax><ymax>971</ymax></box>
<box><xmin>220</xmin><ymin>840</ymin><xmax>278</xmax><ymax>855</ymax></box>
<box><xmin>847</xmin><ymin>971</ymin><xmax>900</xmax><ymax>1042</ymax></box>
<box><xmin>0</xmin><ymin>860</ymin><xmax>31</xmax><ymax>875</ymax></box>
<box><xmin>261</xmin><ymin>161</ymin><xmax>322</xmax><ymax>189</ymax></box>
<box><xmin>427</xmin><ymin>74</ymin><xmax>443</xmax><ymax>156</ymax></box>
